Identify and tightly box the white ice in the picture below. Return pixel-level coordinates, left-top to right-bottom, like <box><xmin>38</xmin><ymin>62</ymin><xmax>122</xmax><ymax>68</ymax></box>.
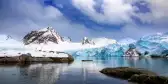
<box><xmin>0</xmin><ymin>35</ymin><xmax>117</xmax><ymax>57</ymax></box>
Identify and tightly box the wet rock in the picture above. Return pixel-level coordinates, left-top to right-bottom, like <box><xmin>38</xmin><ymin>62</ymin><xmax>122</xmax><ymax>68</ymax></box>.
<box><xmin>0</xmin><ymin>55</ymin><xmax>32</xmax><ymax>64</ymax></box>
<box><xmin>129</xmin><ymin>74</ymin><xmax>168</xmax><ymax>84</ymax></box>
<box><xmin>100</xmin><ymin>67</ymin><xmax>168</xmax><ymax>84</ymax></box>
<box><xmin>49</xmin><ymin>55</ymin><xmax>74</xmax><ymax>63</ymax></box>
<box><xmin>28</xmin><ymin>57</ymin><xmax>53</xmax><ymax>62</ymax></box>
<box><xmin>150</xmin><ymin>54</ymin><xmax>168</xmax><ymax>58</ymax></box>
<box><xmin>0</xmin><ymin>53</ymin><xmax>74</xmax><ymax>64</ymax></box>
<box><xmin>82</xmin><ymin>60</ymin><xmax>93</xmax><ymax>62</ymax></box>
<box><xmin>150</xmin><ymin>54</ymin><xmax>162</xmax><ymax>58</ymax></box>
<box><xmin>100</xmin><ymin>67</ymin><xmax>156</xmax><ymax>79</ymax></box>
<box><xmin>21</xmin><ymin>53</ymin><xmax>31</xmax><ymax>57</ymax></box>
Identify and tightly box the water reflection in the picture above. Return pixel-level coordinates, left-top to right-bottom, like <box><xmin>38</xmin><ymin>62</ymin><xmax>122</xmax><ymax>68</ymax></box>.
<box><xmin>0</xmin><ymin>63</ymin><xmax>69</xmax><ymax>84</ymax></box>
<box><xmin>74</xmin><ymin>55</ymin><xmax>168</xmax><ymax>76</ymax></box>
<box><xmin>1</xmin><ymin>57</ymin><xmax>168</xmax><ymax>84</ymax></box>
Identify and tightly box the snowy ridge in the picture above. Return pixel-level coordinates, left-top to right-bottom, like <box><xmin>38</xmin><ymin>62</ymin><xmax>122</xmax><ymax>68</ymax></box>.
<box><xmin>1</xmin><ymin>29</ymin><xmax>168</xmax><ymax>57</ymax></box>
<box><xmin>26</xmin><ymin>37</ymin><xmax>117</xmax><ymax>52</ymax></box>
<box><xmin>118</xmin><ymin>38</ymin><xmax>136</xmax><ymax>45</ymax></box>
<box><xmin>40</xmin><ymin>27</ymin><xmax>63</xmax><ymax>43</ymax></box>
<box><xmin>0</xmin><ymin>35</ymin><xmax>24</xmax><ymax>49</ymax></box>
<box><xmin>92</xmin><ymin>37</ymin><xmax>117</xmax><ymax>46</ymax></box>
<box><xmin>0</xmin><ymin>33</ymin><xmax>117</xmax><ymax>57</ymax></box>
<box><xmin>23</xmin><ymin>27</ymin><xmax>64</xmax><ymax>45</ymax></box>
<box><xmin>82</xmin><ymin>37</ymin><xmax>95</xmax><ymax>45</ymax></box>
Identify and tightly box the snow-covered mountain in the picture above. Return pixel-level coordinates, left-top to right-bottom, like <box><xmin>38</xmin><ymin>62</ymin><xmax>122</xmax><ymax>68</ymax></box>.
<box><xmin>0</xmin><ymin>35</ymin><xmax>23</xmax><ymax>48</ymax></box>
<box><xmin>1</xmin><ymin>27</ymin><xmax>168</xmax><ymax>57</ymax></box>
<box><xmin>23</xmin><ymin>27</ymin><xmax>64</xmax><ymax>45</ymax></box>
<box><xmin>82</xmin><ymin>37</ymin><xmax>95</xmax><ymax>45</ymax></box>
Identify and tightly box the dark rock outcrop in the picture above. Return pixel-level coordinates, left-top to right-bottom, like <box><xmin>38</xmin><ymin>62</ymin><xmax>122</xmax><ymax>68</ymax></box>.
<box><xmin>149</xmin><ymin>50</ymin><xmax>168</xmax><ymax>58</ymax></box>
<box><xmin>150</xmin><ymin>54</ymin><xmax>163</xmax><ymax>58</ymax></box>
<box><xmin>100</xmin><ymin>67</ymin><xmax>156</xmax><ymax>79</ymax></box>
<box><xmin>144</xmin><ymin>51</ymin><xmax>149</xmax><ymax>56</ymax></box>
<box><xmin>49</xmin><ymin>55</ymin><xmax>74</xmax><ymax>63</ymax></box>
<box><xmin>100</xmin><ymin>67</ymin><xmax>168</xmax><ymax>84</ymax></box>
<box><xmin>23</xmin><ymin>27</ymin><xmax>64</xmax><ymax>45</ymax></box>
<box><xmin>125</xmin><ymin>44</ymin><xmax>141</xmax><ymax>57</ymax></box>
<box><xmin>0</xmin><ymin>53</ymin><xmax>74</xmax><ymax>64</ymax></box>
<box><xmin>129</xmin><ymin>74</ymin><xmax>168</xmax><ymax>84</ymax></box>
<box><xmin>82</xmin><ymin>37</ymin><xmax>95</xmax><ymax>45</ymax></box>
<box><xmin>0</xmin><ymin>53</ymin><xmax>32</xmax><ymax>64</ymax></box>
<box><xmin>161</xmin><ymin>50</ymin><xmax>168</xmax><ymax>57</ymax></box>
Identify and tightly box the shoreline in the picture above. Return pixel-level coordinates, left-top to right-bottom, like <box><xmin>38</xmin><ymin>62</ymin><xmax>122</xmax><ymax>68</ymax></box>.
<box><xmin>0</xmin><ymin>53</ymin><xmax>74</xmax><ymax>64</ymax></box>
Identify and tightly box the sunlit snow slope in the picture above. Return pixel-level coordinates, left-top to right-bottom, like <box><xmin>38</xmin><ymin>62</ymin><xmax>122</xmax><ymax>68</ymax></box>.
<box><xmin>0</xmin><ymin>35</ymin><xmax>117</xmax><ymax>57</ymax></box>
<box><xmin>1</xmin><ymin>32</ymin><xmax>168</xmax><ymax>57</ymax></box>
<box><xmin>26</xmin><ymin>37</ymin><xmax>116</xmax><ymax>51</ymax></box>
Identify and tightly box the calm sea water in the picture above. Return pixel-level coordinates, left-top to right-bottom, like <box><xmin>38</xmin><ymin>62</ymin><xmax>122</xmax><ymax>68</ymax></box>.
<box><xmin>1</xmin><ymin>56</ymin><xmax>168</xmax><ymax>84</ymax></box>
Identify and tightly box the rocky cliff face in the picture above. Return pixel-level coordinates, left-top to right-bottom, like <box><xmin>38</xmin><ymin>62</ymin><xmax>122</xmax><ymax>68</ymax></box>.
<box><xmin>82</xmin><ymin>37</ymin><xmax>95</xmax><ymax>45</ymax></box>
<box><xmin>23</xmin><ymin>27</ymin><xmax>64</xmax><ymax>45</ymax></box>
<box><xmin>125</xmin><ymin>44</ymin><xmax>141</xmax><ymax>57</ymax></box>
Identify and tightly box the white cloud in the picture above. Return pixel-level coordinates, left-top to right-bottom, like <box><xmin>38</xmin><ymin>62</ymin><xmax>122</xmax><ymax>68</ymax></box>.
<box><xmin>148</xmin><ymin>0</ymin><xmax>168</xmax><ymax>19</ymax></box>
<box><xmin>0</xmin><ymin>0</ymin><xmax>168</xmax><ymax>41</ymax></box>
<box><xmin>0</xmin><ymin>0</ymin><xmax>93</xmax><ymax>41</ymax></box>
<box><xmin>133</xmin><ymin>0</ymin><xmax>168</xmax><ymax>25</ymax></box>
<box><xmin>72</xmin><ymin>0</ymin><xmax>134</xmax><ymax>24</ymax></box>
<box><xmin>72</xmin><ymin>0</ymin><xmax>168</xmax><ymax>26</ymax></box>
<box><xmin>44</xmin><ymin>6</ymin><xmax>63</xmax><ymax>19</ymax></box>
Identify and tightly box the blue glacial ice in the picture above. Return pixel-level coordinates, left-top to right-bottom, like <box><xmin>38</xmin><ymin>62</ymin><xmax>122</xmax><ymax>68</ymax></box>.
<box><xmin>68</xmin><ymin>33</ymin><xmax>168</xmax><ymax>57</ymax></box>
<box><xmin>136</xmin><ymin>33</ymin><xmax>168</xmax><ymax>55</ymax></box>
<box><xmin>1</xmin><ymin>32</ymin><xmax>168</xmax><ymax>57</ymax></box>
<box><xmin>67</xmin><ymin>44</ymin><xmax>130</xmax><ymax>57</ymax></box>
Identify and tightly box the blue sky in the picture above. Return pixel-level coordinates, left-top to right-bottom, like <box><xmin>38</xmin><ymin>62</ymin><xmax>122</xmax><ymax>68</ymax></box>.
<box><xmin>0</xmin><ymin>0</ymin><xmax>168</xmax><ymax>41</ymax></box>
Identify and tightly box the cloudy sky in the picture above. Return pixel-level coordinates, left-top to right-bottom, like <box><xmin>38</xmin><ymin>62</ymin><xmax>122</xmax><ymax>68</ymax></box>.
<box><xmin>0</xmin><ymin>0</ymin><xmax>168</xmax><ymax>41</ymax></box>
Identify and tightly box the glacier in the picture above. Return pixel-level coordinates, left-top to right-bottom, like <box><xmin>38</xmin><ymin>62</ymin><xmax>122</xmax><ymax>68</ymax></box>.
<box><xmin>136</xmin><ymin>33</ymin><xmax>168</xmax><ymax>55</ymax></box>
<box><xmin>67</xmin><ymin>33</ymin><xmax>168</xmax><ymax>57</ymax></box>
<box><xmin>0</xmin><ymin>35</ymin><xmax>117</xmax><ymax>57</ymax></box>
<box><xmin>1</xmin><ymin>32</ymin><xmax>168</xmax><ymax>57</ymax></box>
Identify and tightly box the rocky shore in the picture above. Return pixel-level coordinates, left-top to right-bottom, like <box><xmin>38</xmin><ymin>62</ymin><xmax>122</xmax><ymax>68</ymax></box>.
<box><xmin>0</xmin><ymin>53</ymin><xmax>74</xmax><ymax>64</ymax></box>
<box><xmin>100</xmin><ymin>67</ymin><xmax>168</xmax><ymax>84</ymax></box>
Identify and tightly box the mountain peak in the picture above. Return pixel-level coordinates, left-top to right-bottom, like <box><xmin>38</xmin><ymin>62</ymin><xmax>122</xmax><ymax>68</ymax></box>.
<box><xmin>23</xmin><ymin>27</ymin><xmax>64</xmax><ymax>45</ymax></box>
<box><xmin>39</xmin><ymin>27</ymin><xmax>53</xmax><ymax>32</ymax></box>
<box><xmin>82</xmin><ymin>37</ymin><xmax>95</xmax><ymax>45</ymax></box>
